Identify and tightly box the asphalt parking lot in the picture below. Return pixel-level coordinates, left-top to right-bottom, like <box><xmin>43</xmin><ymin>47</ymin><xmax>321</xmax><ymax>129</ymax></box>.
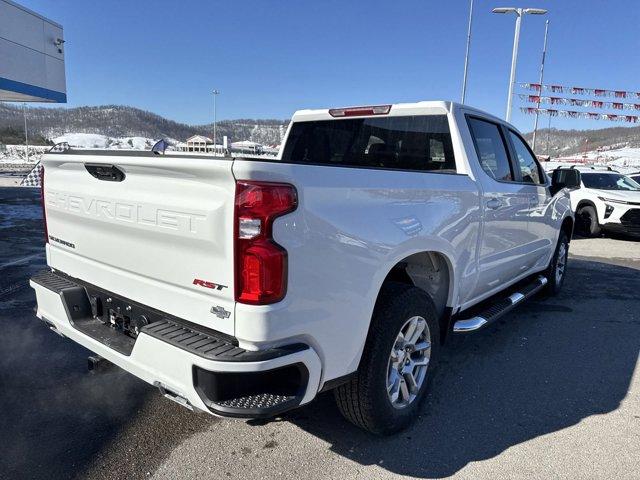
<box><xmin>1</xmin><ymin>187</ymin><xmax>638</xmax><ymax>480</ymax></box>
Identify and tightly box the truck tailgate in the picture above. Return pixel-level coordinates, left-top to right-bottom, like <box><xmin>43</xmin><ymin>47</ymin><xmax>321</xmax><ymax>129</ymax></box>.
<box><xmin>41</xmin><ymin>152</ymin><xmax>237</xmax><ymax>335</ymax></box>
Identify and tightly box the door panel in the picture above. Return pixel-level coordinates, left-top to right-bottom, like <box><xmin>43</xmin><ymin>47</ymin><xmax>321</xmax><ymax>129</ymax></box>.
<box><xmin>476</xmin><ymin>182</ymin><xmax>535</xmax><ymax>293</ymax></box>
<box><xmin>466</xmin><ymin>117</ymin><xmax>535</xmax><ymax>299</ymax></box>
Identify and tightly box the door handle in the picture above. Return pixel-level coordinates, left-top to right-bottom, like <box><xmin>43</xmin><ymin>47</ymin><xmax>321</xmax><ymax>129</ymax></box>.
<box><xmin>85</xmin><ymin>164</ymin><xmax>126</xmax><ymax>182</ymax></box>
<box><xmin>486</xmin><ymin>198</ymin><xmax>503</xmax><ymax>210</ymax></box>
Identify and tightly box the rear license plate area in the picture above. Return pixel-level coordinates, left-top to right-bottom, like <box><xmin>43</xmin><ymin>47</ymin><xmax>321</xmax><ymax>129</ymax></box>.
<box><xmin>85</xmin><ymin>288</ymin><xmax>163</xmax><ymax>339</ymax></box>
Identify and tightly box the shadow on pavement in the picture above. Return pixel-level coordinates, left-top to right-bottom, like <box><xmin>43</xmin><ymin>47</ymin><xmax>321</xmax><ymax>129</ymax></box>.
<box><xmin>284</xmin><ymin>257</ymin><xmax>640</xmax><ymax>478</ymax></box>
<box><xmin>1</xmin><ymin>188</ymin><xmax>638</xmax><ymax>479</ymax></box>
<box><xmin>0</xmin><ymin>188</ymin><xmax>213</xmax><ymax>480</ymax></box>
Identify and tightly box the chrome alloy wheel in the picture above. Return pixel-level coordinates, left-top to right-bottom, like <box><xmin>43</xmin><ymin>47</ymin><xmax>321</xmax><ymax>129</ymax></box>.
<box><xmin>556</xmin><ymin>241</ymin><xmax>567</xmax><ymax>284</ymax></box>
<box><xmin>386</xmin><ymin>315</ymin><xmax>431</xmax><ymax>409</ymax></box>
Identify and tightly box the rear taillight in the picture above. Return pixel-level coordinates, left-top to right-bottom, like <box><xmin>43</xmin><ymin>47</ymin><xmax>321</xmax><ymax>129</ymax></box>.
<box><xmin>234</xmin><ymin>181</ymin><xmax>297</xmax><ymax>305</ymax></box>
<box><xmin>40</xmin><ymin>166</ymin><xmax>48</xmax><ymax>244</ymax></box>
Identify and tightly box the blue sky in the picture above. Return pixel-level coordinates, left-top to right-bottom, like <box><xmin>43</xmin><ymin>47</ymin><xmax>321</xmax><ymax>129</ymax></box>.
<box><xmin>22</xmin><ymin>0</ymin><xmax>640</xmax><ymax>132</ymax></box>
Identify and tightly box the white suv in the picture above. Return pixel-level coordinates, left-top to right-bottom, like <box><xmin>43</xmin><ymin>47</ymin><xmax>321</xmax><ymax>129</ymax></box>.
<box><xmin>564</xmin><ymin>167</ymin><xmax>640</xmax><ymax>237</ymax></box>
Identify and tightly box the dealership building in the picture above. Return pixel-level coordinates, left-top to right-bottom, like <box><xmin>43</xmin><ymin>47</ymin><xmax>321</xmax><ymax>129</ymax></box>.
<box><xmin>0</xmin><ymin>0</ymin><xmax>66</xmax><ymax>103</ymax></box>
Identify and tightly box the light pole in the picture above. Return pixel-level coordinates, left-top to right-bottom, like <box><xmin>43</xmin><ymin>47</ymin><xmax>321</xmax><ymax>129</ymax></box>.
<box><xmin>492</xmin><ymin>7</ymin><xmax>547</xmax><ymax>122</ymax></box>
<box><xmin>212</xmin><ymin>89</ymin><xmax>220</xmax><ymax>154</ymax></box>
<box><xmin>461</xmin><ymin>0</ymin><xmax>474</xmax><ymax>104</ymax></box>
<box><xmin>23</xmin><ymin>103</ymin><xmax>29</xmax><ymax>163</ymax></box>
<box><xmin>546</xmin><ymin>113</ymin><xmax>551</xmax><ymax>157</ymax></box>
<box><xmin>531</xmin><ymin>19</ymin><xmax>549</xmax><ymax>152</ymax></box>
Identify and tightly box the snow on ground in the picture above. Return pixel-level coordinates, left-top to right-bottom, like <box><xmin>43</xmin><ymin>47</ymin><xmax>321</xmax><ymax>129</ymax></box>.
<box><xmin>52</xmin><ymin>133</ymin><xmax>157</xmax><ymax>150</ymax></box>
<box><xmin>53</xmin><ymin>133</ymin><xmax>109</xmax><ymax>149</ymax></box>
<box><xmin>0</xmin><ymin>145</ymin><xmax>48</xmax><ymax>166</ymax></box>
<box><xmin>593</xmin><ymin>147</ymin><xmax>640</xmax><ymax>170</ymax></box>
<box><xmin>553</xmin><ymin>146</ymin><xmax>640</xmax><ymax>174</ymax></box>
<box><xmin>0</xmin><ymin>134</ymin><xmax>164</xmax><ymax>169</ymax></box>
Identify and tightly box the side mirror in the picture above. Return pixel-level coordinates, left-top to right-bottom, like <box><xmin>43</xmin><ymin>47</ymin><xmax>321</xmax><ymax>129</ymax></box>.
<box><xmin>551</xmin><ymin>168</ymin><xmax>581</xmax><ymax>195</ymax></box>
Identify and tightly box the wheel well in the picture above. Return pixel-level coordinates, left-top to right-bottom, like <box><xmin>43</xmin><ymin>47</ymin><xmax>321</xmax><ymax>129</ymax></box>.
<box><xmin>575</xmin><ymin>200</ymin><xmax>601</xmax><ymax>229</ymax></box>
<box><xmin>576</xmin><ymin>200</ymin><xmax>597</xmax><ymax>213</ymax></box>
<box><xmin>380</xmin><ymin>251</ymin><xmax>452</xmax><ymax>341</ymax></box>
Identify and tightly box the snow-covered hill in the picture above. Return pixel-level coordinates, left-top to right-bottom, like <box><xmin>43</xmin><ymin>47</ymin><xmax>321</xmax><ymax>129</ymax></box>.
<box><xmin>546</xmin><ymin>146</ymin><xmax>640</xmax><ymax>174</ymax></box>
<box><xmin>524</xmin><ymin>125</ymin><xmax>640</xmax><ymax>156</ymax></box>
<box><xmin>0</xmin><ymin>104</ymin><xmax>288</xmax><ymax>146</ymax></box>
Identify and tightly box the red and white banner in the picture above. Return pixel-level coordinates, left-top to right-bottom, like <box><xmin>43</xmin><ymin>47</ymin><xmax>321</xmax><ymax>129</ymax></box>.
<box><xmin>520</xmin><ymin>83</ymin><xmax>640</xmax><ymax>99</ymax></box>
<box><xmin>518</xmin><ymin>94</ymin><xmax>640</xmax><ymax>111</ymax></box>
<box><xmin>520</xmin><ymin>107</ymin><xmax>639</xmax><ymax>123</ymax></box>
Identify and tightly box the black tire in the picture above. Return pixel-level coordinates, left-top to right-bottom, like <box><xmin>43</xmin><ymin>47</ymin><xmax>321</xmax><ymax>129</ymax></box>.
<box><xmin>334</xmin><ymin>282</ymin><xmax>440</xmax><ymax>435</ymax></box>
<box><xmin>543</xmin><ymin>230</ymin><xmax>569</xmax><ymax>296</ymax></box>
<box><xmin>576</xmin><ymin>206</ymin><xmax>601</xmax><ymax>237</ymax></box>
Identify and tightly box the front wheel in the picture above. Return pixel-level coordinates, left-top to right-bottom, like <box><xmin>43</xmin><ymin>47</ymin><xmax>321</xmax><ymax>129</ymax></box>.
<box><xmin>544</xmin><ymin>230</ymin><xmax>569</xmax><ymax>296</ymax></box>
<box><xmin>334</xmin><ymin>282</ymin><xmax>440</xmax><ymax>435</ymax></box>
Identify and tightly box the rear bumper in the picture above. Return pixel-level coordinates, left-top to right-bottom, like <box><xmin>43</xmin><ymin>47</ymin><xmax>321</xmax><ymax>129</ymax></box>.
<box><xmin>30</xmin><ymin>269</ymin><xmax>321</xmax><ymax>417</ymax></box>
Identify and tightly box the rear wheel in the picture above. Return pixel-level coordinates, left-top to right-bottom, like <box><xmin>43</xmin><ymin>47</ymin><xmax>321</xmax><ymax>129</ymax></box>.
<box><xmin>576</xmin><ymin>205</ymin><xmax>601</xmax><ymax>237</ymax></box>
<box><xmin>544</xmin><ymin>230</ymin><xmax>569</xmax><ymax>296</ymax></box>
<box><xmin>334</xmin><ymin>282</ymin><xmax>440</xmax><ymax>435</ymax></box>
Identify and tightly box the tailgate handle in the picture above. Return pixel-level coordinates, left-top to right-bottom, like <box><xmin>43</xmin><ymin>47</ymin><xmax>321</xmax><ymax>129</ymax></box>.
<box><xmin>85</xmin><ymin>164</ymin><xmax>125</xmax><ymax>182</ymax></box>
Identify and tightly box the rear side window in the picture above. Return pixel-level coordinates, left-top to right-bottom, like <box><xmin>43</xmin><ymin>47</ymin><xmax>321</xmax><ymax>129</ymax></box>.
<box><xmin>467</xmin><ymin>117</ymin><xmax>513</xmax><ymax>182</ymax></box>
<box><xmin>508</xmin><ymin>130</ymin><xmax>544</xmax><ymax>184</ymax></box>
<box><xmin>281</xmin><ymin>115</ymin><xmax>456</xmax><ymax>172</ymax></box>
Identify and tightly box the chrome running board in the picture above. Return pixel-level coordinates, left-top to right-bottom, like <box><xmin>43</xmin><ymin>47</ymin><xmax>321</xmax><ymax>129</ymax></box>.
<box><xmin>453</xmin><ymin>316</ymin><xmax>487</xmax><ymax>332</ymax></box>
<box><xmin>453</xmin><ymin>275</ymin><xmax>548</xmax><ymax>333</ymax></box>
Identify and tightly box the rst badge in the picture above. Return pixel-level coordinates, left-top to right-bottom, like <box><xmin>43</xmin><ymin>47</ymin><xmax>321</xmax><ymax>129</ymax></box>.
<box><xmin>193</xmin><ymin>278</ymin><xmax>227</xmax><ymax>291</ymax></box>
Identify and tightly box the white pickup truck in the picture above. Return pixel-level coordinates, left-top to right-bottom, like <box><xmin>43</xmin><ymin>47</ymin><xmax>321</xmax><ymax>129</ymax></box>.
<box><xmin>31</xmin><ymin>101</ymin><xmax>578</xmax><ymax>434</ymax></box>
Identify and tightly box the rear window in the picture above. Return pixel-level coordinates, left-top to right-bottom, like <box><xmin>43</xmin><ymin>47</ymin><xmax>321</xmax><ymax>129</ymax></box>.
<box><xmin>281</xmin><ymin>115</ymin><xmax>456</xmax><ymax>172</ymax></box>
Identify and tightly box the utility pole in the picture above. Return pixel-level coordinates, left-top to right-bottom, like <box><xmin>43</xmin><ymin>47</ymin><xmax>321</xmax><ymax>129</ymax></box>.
<box><xmin>492</xmin><ymin>7</ymin><xmax>547</xmax><ymax>122</ymax></box>
<box><xmin>531</xmin><ymin>19</ymin><xmax>549</xmax><ymax>152</ymax></box>
<box><xmin>212</xmin><ymin>89</ymin><xmax>220</xmax><ymax>155</ymax></box>
<box><xmin>461</xmin><ymin>0</ymin><xmax>474</xmax><ymax>104</ymax></box>
<box><xmin>23</xmin><ymin>103</ymin><xmax>29</xmax><ymax>163</ymax></box>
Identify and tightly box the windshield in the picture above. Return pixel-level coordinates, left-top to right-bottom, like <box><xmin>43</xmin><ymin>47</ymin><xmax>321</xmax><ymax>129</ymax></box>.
<box><xmin>581</xmin><ymin>173</ymin><xmax>640</xmax><ymax>191</ymax></box>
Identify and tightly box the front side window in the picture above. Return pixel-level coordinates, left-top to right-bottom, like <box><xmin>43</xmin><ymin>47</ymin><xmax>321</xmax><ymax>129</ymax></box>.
<box><xmin>467</xmin><ymin>117</ymin><xmax>513</xmax><ymax>182</ymax></box>
<box><xmin>508</xmin><ymin>130</ymin><xmax>544</xmax><ymax>184</ymax></box>
<box><xmin>281</xmin><ymin>115</ymin><xmax>456</xmax><ymax>172</ymax></box>
<box><xmin>582</xmin><ymin>173</ymin><xmax>640</xmax><ymax>191</ymax></box>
